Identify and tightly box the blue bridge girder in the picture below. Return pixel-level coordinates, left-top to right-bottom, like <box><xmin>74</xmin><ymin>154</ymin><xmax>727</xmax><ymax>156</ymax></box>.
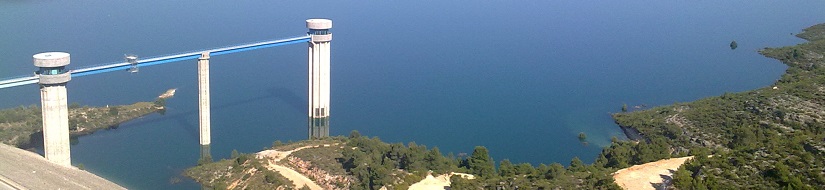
<box><xmin>0</xmin><ymin>35</ymin><xmax>310</xmax><ymax>89</ymax></box>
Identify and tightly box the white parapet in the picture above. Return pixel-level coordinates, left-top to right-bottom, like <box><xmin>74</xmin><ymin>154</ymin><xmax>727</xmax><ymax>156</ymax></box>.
<box><xmin>198</xmin><ymin>52</ymin><xmax>211</xmax><ymax>145</ymax></box>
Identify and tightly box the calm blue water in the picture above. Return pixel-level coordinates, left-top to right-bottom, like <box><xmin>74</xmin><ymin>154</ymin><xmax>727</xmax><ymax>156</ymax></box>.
<box><xmin>1</xmin><ymin>1</ymin><xmax>824</xmax><ymax>189</ymax></box>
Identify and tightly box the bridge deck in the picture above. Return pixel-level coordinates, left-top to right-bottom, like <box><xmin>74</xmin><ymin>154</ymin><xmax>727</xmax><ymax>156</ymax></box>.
<box><xmin>0</xmin><ymin>35</ymin><xmax>310</xmax><ymax>89</ymax></box>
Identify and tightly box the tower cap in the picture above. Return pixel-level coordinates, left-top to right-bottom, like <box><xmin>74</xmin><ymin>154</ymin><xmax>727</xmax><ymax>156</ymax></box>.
<box><xmin>33</xmin><ymin>52</ymin><xmax>70</xmax><ymax>67</ymax></box>
<box><xmin>306</xmin><ymin>19</ymin><xmax>332</xmax><ymax>30</ymax></box>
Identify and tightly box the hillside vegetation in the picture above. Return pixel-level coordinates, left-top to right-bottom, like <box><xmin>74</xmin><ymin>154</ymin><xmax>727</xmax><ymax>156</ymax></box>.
<box><xmin>189</xmin><ymin>132</ymin><xmax>625</xmax><ymax>190</ymax></box>
<box><xmin>186</xmin><ymin>150</ymin><xmax>296</xmax><ymax>190</ymax></box>
<box><xmin>614</xmin><ymin>23</ymin><xmax>825</xmax><ymax>189</ymax></box>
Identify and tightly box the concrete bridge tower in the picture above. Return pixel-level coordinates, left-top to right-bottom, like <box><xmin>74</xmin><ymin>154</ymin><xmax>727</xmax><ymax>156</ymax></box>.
<box><xmin>34</xmin><ymin>52</ymin><xmax>72</xmax><ymax>167</ymax></box>
<box><xmin>198</xmin><ymin>52</ymin><xmax>211</xmax><ymax>145</ymax></box>
<box><xmin>307</xmin><ymin>19</ymin><xmax>332</xmax><ymax>139</ymax></box>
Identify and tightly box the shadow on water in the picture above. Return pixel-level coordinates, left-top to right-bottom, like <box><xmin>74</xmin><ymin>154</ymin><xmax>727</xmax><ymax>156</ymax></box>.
<box><xmin>199</xmin><ymin>144</ymin><xmax>212</xmax><ymax>162</ymax></box>
<box><xmin>196</xmin><ymin>144</ymin><xmax>212</xmax><ymax>166</ymax></box>
<box><xmin>21</xmin><ymin>86</ymin><xmax>304</xmax><ymax>158</ymax></box>
<box><xmin>266</xmin><ymin>87</ymin><xmax>305</xmax><ymax>115</ymax></box>
<box><xmin>89</xmin><ymin>86</ymin><xmax>305</xmax><ymax>140</ymax></box>
<box><xmin>23</xmin><ymin>127</ymin><xmax>121</xmax><ymax>155</ymax></box>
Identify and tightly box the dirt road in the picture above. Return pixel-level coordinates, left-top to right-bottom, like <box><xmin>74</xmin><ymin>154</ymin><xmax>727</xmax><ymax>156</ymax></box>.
<box><xmin>408</xmin><ymin>172</ymin><xmax>475</xmax><ymax>190</ymax></box>
<box><xmin>257</xmin><ymin>144</ymin><xmax>337</xmax><ymax>190</ymax></box>
<box><xmin>612</xmin><ymin>156</ymin><xmax>693</xmax><ymax>190</ymax></box>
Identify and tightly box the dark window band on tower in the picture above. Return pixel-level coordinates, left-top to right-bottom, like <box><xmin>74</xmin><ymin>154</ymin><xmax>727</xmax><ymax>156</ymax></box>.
<box><xmin>38</xmin><ymin>67</ymin><xmax>67</xmax><ymax>75</ymax></box>
<box><xmin>309</xmin><ymin>29</ymin><xmax>330</xmax><ymax>35</ymax></box>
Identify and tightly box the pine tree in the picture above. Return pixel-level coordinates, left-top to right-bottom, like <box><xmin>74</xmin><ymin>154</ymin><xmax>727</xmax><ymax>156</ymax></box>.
<box><xmin>499</xmin><ymin>159</ymin><xmax>515</xmax><ymax>177</ymax></box>
<box><xmin>468</xmin><ymin>146</ymin><xmax>496</xmax><ymax>178</ymax></box>
<box><xmin>672</xmin><ymin>165</ymin><xmax>694</xmax><ymax>189</ymax></box>
<box><xmin>569</xmin><ymin>157</ymin><xmax>585</xmax><ymax>172</ymax></box>
<box><xmin>231</xmin><ymin>149</ymin><xmax>240</xmax><ymax>159</ymax></box>
<box><xmin>545</xmin><ymin>163</ymin><xmax>566</xmax><ymax>180</ymax></box>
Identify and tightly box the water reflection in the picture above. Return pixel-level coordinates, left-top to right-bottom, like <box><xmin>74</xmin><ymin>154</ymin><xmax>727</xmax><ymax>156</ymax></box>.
<box><xmin>308</xmin><ymin>117</ymin><xmax>329</xmax><ymax>139</ymax></box>
<box><xmin>198</xmin><ymin>144</ymin><xmax>212</xmax><ymax>165</ymax></box>
<box><xmin>197</xmin><ymin>144</ymin><xmax>212</xmax><ymax>190</ymax></box>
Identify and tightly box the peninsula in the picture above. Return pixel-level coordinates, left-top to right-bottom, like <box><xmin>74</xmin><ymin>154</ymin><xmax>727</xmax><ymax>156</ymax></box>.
<box><xmin>0</xmin><ymin>88</ymin><xmax>175</xmax><ymax>149</ymax></box>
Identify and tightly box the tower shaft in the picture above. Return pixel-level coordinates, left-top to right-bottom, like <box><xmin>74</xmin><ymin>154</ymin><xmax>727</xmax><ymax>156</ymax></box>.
<box><xmin>40</xmin><ymin>85</ymin><xmax>70</xmax><ymax>166</ymax></box>
<box><xmin>308</xmin><ymin>42</ymin><xmax>331</xmax><ymax>117</ymax></box>
<box><xmin>307</xmin><ymin>19</ymin><xmax>332</xmax><ymax>139</ymax></box>
<box><xmin>198</xmin><ymin>52</ymin><xmax>211</xmax><ymax>145</ymax></box>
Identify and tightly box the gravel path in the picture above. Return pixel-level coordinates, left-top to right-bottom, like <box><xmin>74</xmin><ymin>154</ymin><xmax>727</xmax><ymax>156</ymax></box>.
<box><xmin>612</xmin><ymin>156</ymin><xmax>693</xmax><ymax>190</ymax></box>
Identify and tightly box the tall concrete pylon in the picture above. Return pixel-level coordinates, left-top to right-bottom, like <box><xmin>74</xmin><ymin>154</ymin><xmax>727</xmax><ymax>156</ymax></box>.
<box><xmin>34</xmin><ymin>52</ymin><xmax>72</xmax><ymax>167</ymax></box>
<box><xmin>307</xmin><ymin>19</ymin><xmax>332</xmax><ymax>139</ymax></box>
<box><xmin>198</xmin><ymin>52</ymin><xmax>211</xmax><ymax>145</ymax></box>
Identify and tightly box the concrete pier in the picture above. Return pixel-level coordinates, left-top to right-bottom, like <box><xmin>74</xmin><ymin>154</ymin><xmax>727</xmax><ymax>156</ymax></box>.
<box><xmin>198</xmin><ymin>52</ymin><xmax>211</xmax><ymax>145</ymax></box>
<box><xmin>34</xmin><ymin>52</ymin><xmax>72</xmax><ymax>167</ymax></box>
<box><xmin>307</xmin><ymin>19</ymin><xmax>332</xmax><ymax>139</ymax></box>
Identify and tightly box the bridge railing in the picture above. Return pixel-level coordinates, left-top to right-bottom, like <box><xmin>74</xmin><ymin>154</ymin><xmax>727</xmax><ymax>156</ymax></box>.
<box><xmin>0</xmin><ymin>75</ymin><xmax>35</xmax><ymax>83</ymax></box>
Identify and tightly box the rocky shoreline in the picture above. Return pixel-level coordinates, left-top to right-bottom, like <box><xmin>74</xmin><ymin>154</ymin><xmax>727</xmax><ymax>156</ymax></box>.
<box><xmin>617</xmin><ymin>123</ymin><xmax>645</xmax><ymax>141</ymax></box>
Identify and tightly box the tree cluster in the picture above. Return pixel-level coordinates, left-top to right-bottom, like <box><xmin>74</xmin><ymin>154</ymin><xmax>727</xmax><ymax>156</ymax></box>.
<box><xmin>343</xmin><ymin>131</ymin><xmax>623</xmax><ymax>189</ymax></box>
<box><xmin>341</xmin><ymin>133</ymin><xmax>457</xmax><ymax>190</ymax></box>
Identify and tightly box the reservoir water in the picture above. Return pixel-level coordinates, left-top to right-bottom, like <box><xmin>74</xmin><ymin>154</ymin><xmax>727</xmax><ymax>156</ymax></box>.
<box><xmin>1</xmin><ymin>1</ymin><xmax>824</xmax><ymax>189</ymax></box>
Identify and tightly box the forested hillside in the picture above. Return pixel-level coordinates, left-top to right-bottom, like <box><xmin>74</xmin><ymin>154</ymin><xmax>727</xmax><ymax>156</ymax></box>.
<box><xmin>614</xmin><ymin>23</ymin><xmax>825</xmax><ymax>189</ymax></box>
